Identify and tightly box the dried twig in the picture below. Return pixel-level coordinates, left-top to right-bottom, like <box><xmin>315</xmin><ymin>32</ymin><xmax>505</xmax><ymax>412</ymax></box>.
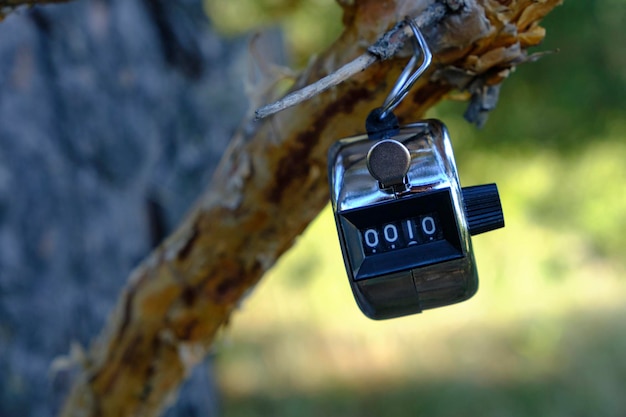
<box><xmin>255</xmin><ymin>4</ymin><xmax>447</xmax><ymax>119</ymax></box>
<box><xmin>255</xmin><ymin>53</ymin><xmax>377</xmax><ymax>119</ymax></box>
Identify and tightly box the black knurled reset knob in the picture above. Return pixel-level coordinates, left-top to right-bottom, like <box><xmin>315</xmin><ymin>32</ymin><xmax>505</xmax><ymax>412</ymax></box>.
<box><xmin>462</xmin><ymin>183</ymin><xmax>505</xmax><ymax>236</ymax></box>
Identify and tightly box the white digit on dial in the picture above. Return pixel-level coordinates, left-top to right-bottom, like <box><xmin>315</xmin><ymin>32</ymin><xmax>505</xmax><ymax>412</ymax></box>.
<box><xmin>422</xmin><ymin>216</ymin><xmax>436</xmax><ymax>235</ymax></box>
<box><xmin>383</xmin><ymin>224</ymin><xmax>398</xmax><ymax>243</ymax></box>
<box><xmin>364</xmin><ymin>229</ymin><xmax>379</xmax><ymax>248</ymax></box>
<box><xmin>406</xmin><ymin>219</ymin><xmax>417</xmax><ymax>245</ymax></box>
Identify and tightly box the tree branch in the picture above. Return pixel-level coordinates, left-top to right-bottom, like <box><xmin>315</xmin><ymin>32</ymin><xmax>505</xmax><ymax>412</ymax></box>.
<box><xmin>60</xmin><ymin>0</ymin><xmax>562</xmax><ymax>416</ymax></box>
<box><xmin>255</xmin><ymin>3</ymin><xmax>447</xmax><ymax>119</ymax></box>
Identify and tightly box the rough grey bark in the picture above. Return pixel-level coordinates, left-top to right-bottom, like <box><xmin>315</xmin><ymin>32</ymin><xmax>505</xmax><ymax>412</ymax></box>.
<box><xmin>0</xmin><ymin>0</ymin><xmax>249</xmax><ymax>415</ymax></box>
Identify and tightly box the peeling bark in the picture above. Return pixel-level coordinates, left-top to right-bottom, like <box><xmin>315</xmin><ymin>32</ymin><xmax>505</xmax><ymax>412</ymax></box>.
<box><xmin>59</xmin><ymin>0</ymin><xmax>562</xmax><ymax>416</ymax></box>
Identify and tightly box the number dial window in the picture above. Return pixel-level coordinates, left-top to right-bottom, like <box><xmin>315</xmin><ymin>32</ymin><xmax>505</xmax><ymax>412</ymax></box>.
<box><xmin>361</xmin><ymin>214</ymin><xmax>444</xmax><ymax>256</ymax></box>
<box><xmin>337</xmin><ymin>188</ymin><xmax>464</xmax><ymax>280</ymax></box>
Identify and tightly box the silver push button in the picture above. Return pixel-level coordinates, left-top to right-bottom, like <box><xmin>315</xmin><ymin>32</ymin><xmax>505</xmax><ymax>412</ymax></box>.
<box><xmin>366</xmin><ymin>139</ymin><xmax>411</xmax><ymax>189</ymax></box>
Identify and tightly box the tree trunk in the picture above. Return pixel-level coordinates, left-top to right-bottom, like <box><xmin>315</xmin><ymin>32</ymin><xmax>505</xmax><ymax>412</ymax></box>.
<box><xmin>0</xmin><ymin>0</ymin><xmax>563</xmax><ymax>416</ymax></box>
<box><xmin>0</xmin><ymin>0</ymin><xmax>246</xmax><ymax>416</ymax></box>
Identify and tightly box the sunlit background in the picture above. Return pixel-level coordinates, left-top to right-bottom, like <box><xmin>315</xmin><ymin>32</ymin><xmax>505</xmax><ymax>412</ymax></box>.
<box><xmin>204</xmin><ymin>1</ymin><xmax>626</xmax><ymax>416</ymax></box>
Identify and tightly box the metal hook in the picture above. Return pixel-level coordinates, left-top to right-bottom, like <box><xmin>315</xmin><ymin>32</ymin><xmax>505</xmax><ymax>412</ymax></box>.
<box><xmin>379</xmin><ymin>19</ymin><xmax>432</xmax><ymax>119</ymax></box>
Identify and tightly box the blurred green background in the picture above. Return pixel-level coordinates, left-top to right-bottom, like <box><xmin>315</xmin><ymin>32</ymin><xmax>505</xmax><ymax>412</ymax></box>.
<box><xmin>205</xmin><ymin>1</ymin><xmax>626</xmax><ymax>416</ymax></box>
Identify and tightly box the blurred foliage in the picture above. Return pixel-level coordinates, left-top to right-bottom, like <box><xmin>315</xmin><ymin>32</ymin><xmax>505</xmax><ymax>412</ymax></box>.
<box><xmin>203</xmin><ymin>0</ymin><xmax>342</xmax><ymax>65</ymax></box>
<box><xmin>205</xmin><ymin>1</ymin><xmax>626</xmax><ymax>416</ymax></box>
